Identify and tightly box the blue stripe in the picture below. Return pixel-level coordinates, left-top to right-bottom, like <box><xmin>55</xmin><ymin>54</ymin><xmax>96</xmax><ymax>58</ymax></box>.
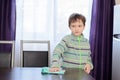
<box><xmin>64</xmin><ymin>52</ymin><xmax>77</xmax><ymax>55</ymax></box>
<box><xmin>63</xmin><ymin>60</ymin><xmax>86</xmax><ymax>65</ymax></box>
<box><xmin>63</xmin><ymin>40</ymin><xmax>90</xmax><ymax>50</ymax></box>
<box><xmin>52</xmin><ymin>60</ymin><xmax>57</xmax><ymax>62</ymax></box>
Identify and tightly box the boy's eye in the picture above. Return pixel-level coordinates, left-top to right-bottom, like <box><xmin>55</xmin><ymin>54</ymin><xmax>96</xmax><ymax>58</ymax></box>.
<box><xmin>71</xmin><ymin>25</ymin><xmax>75</xmax><ymax>27</ymax></box>
<box><xmin>79</xmin><ymin>25</ymin><xmax>84</xmax><ymax>27</ymax></box>
<box><xmin>78</xmin><ymin>25</ymin><xmax>82</xmax><ymax>27</ymax></box>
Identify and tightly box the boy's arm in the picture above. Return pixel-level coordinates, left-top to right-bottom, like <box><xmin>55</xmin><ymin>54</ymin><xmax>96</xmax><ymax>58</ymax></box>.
<box><xmin>51</xmin><ymin>39</ymin><xmax>67</xmax><ymax>68</ymax></box>
<box><xmin>84</xmin><ymin>51</ymin><xmax>93</xmax><ymax>74</ymax></box>
<box><xmin>85</xmin><ymin>41</ymin><xmax>93</xmax><ymax>70</ymax></box>
<box><xmin>86</xmin><ymin>51</ymin><xmax>93</xmax><ymax>70</ymax></box>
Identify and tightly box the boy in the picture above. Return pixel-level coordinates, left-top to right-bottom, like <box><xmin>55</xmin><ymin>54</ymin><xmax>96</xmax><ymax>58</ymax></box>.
<box><xmin>50</xmin><ymin>13</ymin><xmax>93</xmax><ymax>74</ymax></box>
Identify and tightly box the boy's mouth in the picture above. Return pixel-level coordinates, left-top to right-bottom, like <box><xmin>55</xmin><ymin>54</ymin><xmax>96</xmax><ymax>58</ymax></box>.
<box><xmin>75</xmin><ymin>32</ymin><xmax>79</xmax><ymax>34</ymax></box>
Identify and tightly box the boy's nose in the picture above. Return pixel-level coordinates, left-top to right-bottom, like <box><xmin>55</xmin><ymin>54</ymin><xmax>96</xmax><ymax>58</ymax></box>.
<box><xmin>75</xmin><ymin>27</ymin><xmax>79</xmax><ymax>30</ymax></box>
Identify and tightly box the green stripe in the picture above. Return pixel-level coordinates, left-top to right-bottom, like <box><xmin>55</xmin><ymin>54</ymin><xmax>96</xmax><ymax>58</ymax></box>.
<box><xmin>77</xmin><ymin>36</ymin><xmax>82</xmax><ymax>68</ymax></box>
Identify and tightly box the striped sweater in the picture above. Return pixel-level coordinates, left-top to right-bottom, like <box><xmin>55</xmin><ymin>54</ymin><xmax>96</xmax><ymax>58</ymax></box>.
<box><xmin>51</xmin><ymin>34</ymin><xmax>93</xmax><ymax>69</ymax></box>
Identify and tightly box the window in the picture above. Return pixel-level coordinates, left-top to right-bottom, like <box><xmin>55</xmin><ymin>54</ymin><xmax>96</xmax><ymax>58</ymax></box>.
<box><xmin>55</xmin><ymin>0</ymin><xmax>93</xmax><ymax>43</ymax></box>
<box><xmin>23</xmin><ymin>0</ymin><xmax>47</xmax><ymax>33</ymax></box>
<box><xmin>16</xmin><ymin>0</ymin><xmax>92</xmax><ymax>67</ymax></box>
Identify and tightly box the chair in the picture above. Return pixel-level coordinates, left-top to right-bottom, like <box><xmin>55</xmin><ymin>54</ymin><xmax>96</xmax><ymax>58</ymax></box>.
<box><xmin>20</xmin><ymin>40</ymin><xmax>50</xmax><ymax>67</ymax></box>
<box><xmin>0</xmin><ymin>41</ymin><xmax>15</xmax><ymax>68</ymax></box>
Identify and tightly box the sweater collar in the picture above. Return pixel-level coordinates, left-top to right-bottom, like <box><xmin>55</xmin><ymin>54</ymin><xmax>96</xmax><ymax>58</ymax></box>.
<box><xmin>71</xmin><ymin>33</ymin><xmax>83</xmax><ymax>40</ymax></box>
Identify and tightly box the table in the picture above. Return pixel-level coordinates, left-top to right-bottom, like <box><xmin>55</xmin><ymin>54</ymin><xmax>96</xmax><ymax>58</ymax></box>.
<box><xmin>0</xmin><ymin>68</ymin><xmax>95</xmax><ymax>80</ymax></box>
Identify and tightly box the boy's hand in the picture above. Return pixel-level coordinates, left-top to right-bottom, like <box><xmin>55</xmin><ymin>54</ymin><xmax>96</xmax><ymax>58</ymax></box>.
<box><xmin>84</xmin><ymin>63</ymin><xmax>91</xmax><ymax>74</ymax></box>
<box><xmin>49</xmin><ymin>67</ymin><xmax>60</xmax><ymax>72</ymax></box>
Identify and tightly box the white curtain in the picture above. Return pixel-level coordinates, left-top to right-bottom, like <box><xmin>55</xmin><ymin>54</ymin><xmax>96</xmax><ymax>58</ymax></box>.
<box><xmin>15</xmin><ymin>0</ymin><xmax>93</xmax><ymax>67</ymax></box>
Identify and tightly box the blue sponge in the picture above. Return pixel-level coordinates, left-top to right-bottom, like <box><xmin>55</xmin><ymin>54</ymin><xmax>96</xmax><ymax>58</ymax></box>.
<box><xmin>41</xmin><ymin>67</ymin><xmax>65</xmax><ymax>74</ymax></box>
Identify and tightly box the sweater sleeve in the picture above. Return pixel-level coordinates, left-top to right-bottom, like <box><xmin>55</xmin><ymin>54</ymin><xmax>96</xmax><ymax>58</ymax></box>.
<box><xmin>85</xmin><ymin>41</ymin><xmax>93</xmax><ymax>70</ymax></box>
<box><xmin>51</xmin><ymin>38</ymin><xmax>67</xmax><ymax>68</ymax></box>
<box><xmin>86</xmin><ymin>51</ymin><xmax>93</xmax><ymax>70</ymax></box>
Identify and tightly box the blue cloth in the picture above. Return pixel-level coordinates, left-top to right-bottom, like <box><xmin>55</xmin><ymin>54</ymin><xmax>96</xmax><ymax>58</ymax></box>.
<box><xmin>41</xmin><ymin>67</ymin><xmax>65</xmax><ymax>74</ymax></box>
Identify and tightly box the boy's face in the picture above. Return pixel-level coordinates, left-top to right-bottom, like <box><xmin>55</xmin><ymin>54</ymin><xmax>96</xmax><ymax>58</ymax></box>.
<box><xmin>69</xmin><ymin>19</ymin><xmax>85</xmax><ymax>36</ymax></box>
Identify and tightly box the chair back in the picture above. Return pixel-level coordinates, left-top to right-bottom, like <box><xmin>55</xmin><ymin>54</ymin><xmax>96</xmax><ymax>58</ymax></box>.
<box><xmin>0</xmin><ymin>41</ymin><xmax>15</xmax><ymax>68</ymax></box>
<box><xmin>20</xmin><ymin>40</ymin><xmax>50</xmax><ymax>67</ymax></box>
